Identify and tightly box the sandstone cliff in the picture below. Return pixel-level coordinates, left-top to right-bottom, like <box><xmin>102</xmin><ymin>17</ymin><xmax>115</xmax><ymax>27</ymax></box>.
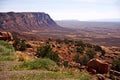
<box><xmin>0</xmin><ymin>12</ymin><xmax>61</xmax><ymax>32</ymax></box>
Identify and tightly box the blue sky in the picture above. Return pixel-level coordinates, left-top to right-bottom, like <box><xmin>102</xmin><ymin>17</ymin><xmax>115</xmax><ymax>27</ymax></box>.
<box><xmin>0</xmin><ymin>0</ymin><xmax>120</xmax><ymax>21</ymax></box>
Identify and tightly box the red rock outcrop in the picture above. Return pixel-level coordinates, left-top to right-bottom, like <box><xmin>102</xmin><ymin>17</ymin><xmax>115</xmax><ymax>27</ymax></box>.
<box><xmin>87</xmin><ymin>58</ymin><xmax>110</xmax><ymax>74</ymax></box>
<box><xmin>0</xmin><ymin>31</ymin><xmax>13</xmax><ymax>41</ymax></box>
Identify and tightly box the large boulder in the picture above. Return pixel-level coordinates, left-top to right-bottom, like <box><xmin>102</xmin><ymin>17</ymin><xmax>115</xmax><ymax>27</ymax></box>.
<box><xmin>87</xmin><ymin>58</ymin><xmax>110</xmax><ymax>74</ymax></box>
<box><xmin>0</xmin><ymin>31</ymin><xmax>13</xmax><ymax>41</ymax></box>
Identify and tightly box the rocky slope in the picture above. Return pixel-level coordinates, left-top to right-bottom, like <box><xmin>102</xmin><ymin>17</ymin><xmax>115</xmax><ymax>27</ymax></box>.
<box><xmin>0</xmin><ymin>12</ymin><xmax>61</xmax><ymax>32</ymax></box>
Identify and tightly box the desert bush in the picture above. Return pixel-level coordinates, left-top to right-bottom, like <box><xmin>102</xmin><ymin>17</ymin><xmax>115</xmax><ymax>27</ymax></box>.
<box><xmin>86</xmin><ymin>49</ymin><xmax>96</xmax><ymax>59</ymax></box>
<box><xmin>94</xmin><ymin>45</ymin><xmax>106</xmax><ymax>56</ymax></box>
<box><xmin>76</xmin><ymin>46</ymin><xmax>84</xmax><ymax>54</ymax></box>
<box><xmin>56</xmin><ymin>39</ymin><xmax>63</xmax><ymax>44</ymax></box>
<box><xmin>46</xmin><ymin>52</ymin><xmax>60</xmax><ymax>63</ymax></box>
<box><xmin>94</xmin><ymin>45</ymin><xmax>102</xmax><ymax>51</ymax></box>
<box><xmin>36</xmin><ymin>45</ymin><xmax>52</xmax><ymax>57</ymax></box>
<box><xmin>74</xmin><ymin>54</ymin><xmax>90</xmax><ymax>66</ymax></box>
<box><xmin>79</xmin><ymin>55</ymin><xmax>90</xmax><ymax>65</ymax></box>
<box><xmin>13</xmin><ymin>36</ymin><xmax>27</xmax><ymax>51</ymax></box>
<box><xmin>63</xmin><ymin>39</ymin><xmax>74</xmax><ymax>44</ymax></box>
<box><xmin>75</xmin><ymin>40</ymin><xmax>85</xmax><ymax>47</ymax></box>
<box><xmin>111</xmin><ymin>57</ymin><xmax>120</xmax><ymax>72</ymax></box>
<box><xmin>36</xmin><ymin>45</ymin><xmax>60</xmax><ymax>63</ymax></box>
<box><xmin>85</xmin><ymin>43</ymin><xmax>93</xmax><ymax>48</ymax></box>
<box><xmin>63</xmin><ymin>61</ymin><xmax>69</xmax><ymax>67</ymax></box>
<box><xmin>101</xmin><ymin>49</ymin><xmax>106</xmax><ymax>56</ymax></box>
<box><xmin>74</xmin><ymin>54</ymin><xmax>80</xmax><ymax>63</ymax></box>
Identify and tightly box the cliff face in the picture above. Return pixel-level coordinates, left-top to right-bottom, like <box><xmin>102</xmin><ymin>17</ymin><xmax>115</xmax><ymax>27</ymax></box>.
<box><xmin>0</xmin><ymin>12</ymin><xmax>60</xmax><ymax>32</ymax></box>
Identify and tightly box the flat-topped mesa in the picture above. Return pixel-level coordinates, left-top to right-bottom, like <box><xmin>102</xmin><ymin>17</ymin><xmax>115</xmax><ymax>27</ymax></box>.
<box><xmin>0</xmin><ymin>12</ymin><xmax>61</xmax><ymax>32</ymax></box>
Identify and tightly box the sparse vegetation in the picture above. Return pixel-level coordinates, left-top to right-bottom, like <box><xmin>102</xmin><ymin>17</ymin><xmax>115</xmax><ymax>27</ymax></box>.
<box><xmin>0</xmin><ymin>40</ymin><xmax>15</xmax><ymax>61</ymax></box>
<box><xmin>74</xmin><ymin>54</ymin><xmax>90</xmax><ymax>66</ymax></box>
<box><xmin>13</xmin><ymin>36</ymin><xmax>27</xmax><ymax>51</ymax></box>
<box><xmin>36</xmin><ymin>45</ymin><xmax>60</xmax><ymax>63</ymax></box>
<box><xmin>75</xmin><ymin>40</ymin><xmax>85</xmax><ymax>47</ymax></box>
<box><xmin>94</xmin><ymin>45</ymin><xmax>106</xmax><ymax>56</ymax></box>
<box><xmin>11</xmin><ymin>58</ymin><xmax>59</xmax><ymax>71</ymax></box>
<box><xmin>111</xmin><ymin>57</ymin><xmax>120</xmax><ymax>72</ymax></box>
<box><xmin>10</xmin><ymin>71</ymin><xmax>94</xmax><ymax>80</ymax></box>
<box><xmin>76</xmin><ymin>46</ymin><xmax>84</xmax><ymax>54</ymax></box>
<box><xmin>86</xmin><ymin>49</ymin><xmax>96</xmax><ymax>59</ymax></box>
<box><xmin>0</xmin><ymin>39</ymin><xmax>110</xmax><ymax>80</ymax></box>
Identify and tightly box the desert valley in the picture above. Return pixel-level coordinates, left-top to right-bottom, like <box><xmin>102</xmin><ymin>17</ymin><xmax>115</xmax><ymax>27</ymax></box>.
<box><xmin>0</xmin><ymin>12</ymin><xmax>120</xmax><ymax>80</ymax></box>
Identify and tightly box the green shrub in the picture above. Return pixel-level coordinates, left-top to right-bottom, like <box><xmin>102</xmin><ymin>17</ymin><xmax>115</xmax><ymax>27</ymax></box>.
<box><xmin>15</xmin><ymin>58</ymin><xmax>59</xmax><ymax>71</ymax></box>
<box><xmin>94</xmin><ymin>45</ymin><xmax>102</xmax><ymax>51</ymax></box>
<box><xmin>63</xmin><ymin>61</ymin><xmax>69</xmax><ymax>67</ymax></box>
<box><xmin>75</xmin><ymin>40</ymin><xmax>85</xmax><ymax>47</ymax></box>
<box><xmin>36</xmin><ymin>45</ymin><xmax>52</xmax><ymax>58</ymax></box>
<box><xmin>56</xmin><ymin>39</ymin><xmax>63</xmax><ymax>44</ymax></box>
<box><xmin>86</xmin><ymin>49</ymin><xmax>96</xmax><ymax>59</ymax></box>
<box><xmin>76</xmin><ymin>47</ymin><xmax>84</xmax><ymax>54</ymax></box>
<box><xmin>101</xmin><ymin>50</ymin><xmax>106</xmax><ymax>56</ymax></box>
<box><xmin>13</xmin><ymin>36</ymin><xmax>27</xmax><ymax>51</ymax></box>
<box><xmin>74</xmin><ymin>54</ymin><xmax>80</xmax><ymax>63</ymax></box>
<box><xmin>46</xmin><ymin>52</ymin><xmax>60</xmax><ymax>63</ymax></box>
<box><xmin>111</xmin><ymin>57</ymin><xmax>120</xmax><ymax>72</ymax></box>
<box><xmin>79</xmin><ymin>55</ymin><xmax>90</xmax><ymax>65</ymax></box>
<box><xmin>36</xmin><ymin>45</ymin><xmax>60</xmax><ymax>63</ymax></box>
<box><xmin>94</xmin><ymin>45</ymin><xmax>106</xmax><ymax>56</ymax></box>
<box><xmin>74</xmin><ymin>54</ymin><xmax>90</xmax><ymax>66</ymax></box>
<box><xmin>85</xmin><ymin>43</ymin><xmax>93</xmax><ymax>48</ymax></box>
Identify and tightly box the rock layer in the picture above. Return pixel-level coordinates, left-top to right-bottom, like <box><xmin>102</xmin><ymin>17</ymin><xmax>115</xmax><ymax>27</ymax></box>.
<box><xmin>0</xmin><ymin>31</ymin><xmax>13</xmax><ymax>41</ymax></box>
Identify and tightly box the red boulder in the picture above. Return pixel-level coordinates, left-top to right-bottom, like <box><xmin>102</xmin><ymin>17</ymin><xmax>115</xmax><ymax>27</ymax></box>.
<box><xmin>87</xmin><ymin>58</ymin><xmax>110</xmax><ymax>74</ymax></box>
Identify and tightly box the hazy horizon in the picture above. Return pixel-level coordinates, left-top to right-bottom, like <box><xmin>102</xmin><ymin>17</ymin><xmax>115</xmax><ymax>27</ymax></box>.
<box><xmin>0</xmin><ymin>0</ymin><xmax>120</xmax><ymax>21</ymax></box>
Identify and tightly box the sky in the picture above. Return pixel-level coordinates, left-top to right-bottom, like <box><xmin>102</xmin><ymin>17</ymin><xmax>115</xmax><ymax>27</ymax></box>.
<box><xmin>0</xmin><ymin>0</ymin><xmax>120</xmax><ymax>21</ymax></box>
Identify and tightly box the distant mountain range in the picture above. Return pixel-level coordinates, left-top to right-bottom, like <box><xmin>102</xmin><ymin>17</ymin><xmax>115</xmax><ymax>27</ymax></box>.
<box><xmin>91</xmin><ymin>18</ymin><xmax>120</xmax><ymax>22</ymax></box>
<box><xmin>56</xmin><ymin>20</ymin><xmax>120</xmax><ymax>29</ymax></box>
